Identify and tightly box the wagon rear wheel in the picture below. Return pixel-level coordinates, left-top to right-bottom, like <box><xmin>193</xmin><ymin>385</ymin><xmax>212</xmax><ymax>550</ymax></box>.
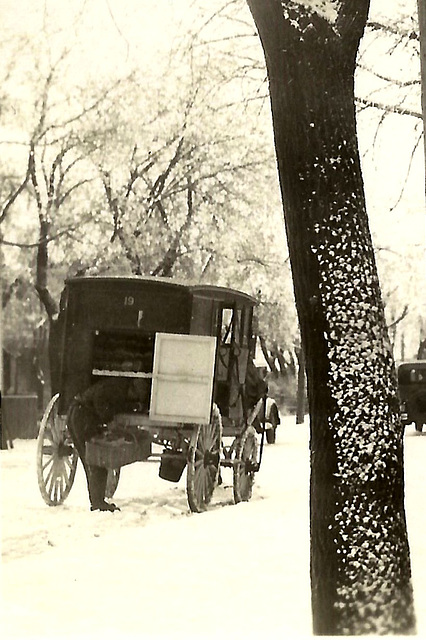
<box><xmin>186</xmin><ymin>405</ymin><xmax>222</xmax><ymax>513</ymax></box>
<box><xmin>233</xmin><ymin>425</ymin><xmax>258</xmax><ymax>503</ymax></box>
<box><xmin>37</xmin><ymin>394</ymin><xmax>78</xmax><ymax>506</ymax></box>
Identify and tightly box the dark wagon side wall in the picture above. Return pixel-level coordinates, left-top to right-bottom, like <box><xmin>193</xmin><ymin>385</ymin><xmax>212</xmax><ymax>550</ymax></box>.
<box><xmin>58</xmin><ymin>277</ymin><xmax>192</xmax><ymax>413</ymax></box>
<box><xmin>190</xmin><ymin>286</ymin><xmax>257</xmax><ymax>421</ymax></box>
<box><xmin>54</xmin><ymin>276</ymin><xmax>258</xmax><ymax>419</ymax></box>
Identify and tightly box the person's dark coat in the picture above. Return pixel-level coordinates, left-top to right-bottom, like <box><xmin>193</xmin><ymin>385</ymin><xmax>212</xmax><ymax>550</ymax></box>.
<box><xmin>67</xmin><ymin>378</ymin><xmax>149</xmax><ymax>511</ymax></box>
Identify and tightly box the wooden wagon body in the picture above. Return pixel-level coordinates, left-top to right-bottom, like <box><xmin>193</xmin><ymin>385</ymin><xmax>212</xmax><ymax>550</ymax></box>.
<box><xmin>37</xmin><ymin>276</ymin><xmax>271</xmax><ymax>512</ymax></box>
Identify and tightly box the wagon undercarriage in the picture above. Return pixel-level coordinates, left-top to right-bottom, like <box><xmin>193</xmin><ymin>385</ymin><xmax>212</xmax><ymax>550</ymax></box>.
<box><xmin>36</xmin><ymin>394</ymin><xmax>265</xmax><ymax>512</ymax></box>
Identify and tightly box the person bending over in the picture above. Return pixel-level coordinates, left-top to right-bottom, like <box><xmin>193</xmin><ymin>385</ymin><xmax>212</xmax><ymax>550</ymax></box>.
<box><xmin>67</xmin><ymin>377</ymin><xmax>150</xmax><ymax>511</ymax></box>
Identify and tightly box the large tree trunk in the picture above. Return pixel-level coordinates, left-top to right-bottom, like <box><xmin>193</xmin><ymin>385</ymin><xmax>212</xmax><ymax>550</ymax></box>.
<box><xmin>246</xmin><ymin>0</ymin><xmax>416</xmax><ymax>634</ymax></box>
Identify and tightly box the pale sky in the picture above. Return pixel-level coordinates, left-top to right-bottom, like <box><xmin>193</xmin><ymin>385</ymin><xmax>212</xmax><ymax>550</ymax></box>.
<box><xmin>1</xmin><ymin>0</ymin><xmax>424</xmax><ymax>242</ymax></box>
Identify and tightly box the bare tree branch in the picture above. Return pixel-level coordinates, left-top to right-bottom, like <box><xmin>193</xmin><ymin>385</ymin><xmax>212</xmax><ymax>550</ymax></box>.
<box><xmin>151</xmin><ymin>177</ymin><xmax>195</xmax><ymax>277</ymax></box>
<box><xmin>366</xmin><ymin>20</ymin><xmax>419</xmax><ymax>42</ymax></box>
<box><xmin>387</xmin><ymin>304</ymin><xmax>409</xmax><ymax>329</ymax></box>
<box><xmin>356</xmin><ymin>96</ymin><xmax>422</xmax><ymax>119</ymax></box>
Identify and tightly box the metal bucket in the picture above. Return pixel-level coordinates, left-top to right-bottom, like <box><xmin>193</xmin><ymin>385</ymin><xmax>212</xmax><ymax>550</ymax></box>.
<box><xmin>159</xmin><ymin>451</ymin><xmax>187</xmax><ymax>482</ymax></box>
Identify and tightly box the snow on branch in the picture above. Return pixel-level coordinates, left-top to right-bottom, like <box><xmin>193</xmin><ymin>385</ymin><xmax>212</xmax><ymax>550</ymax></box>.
<box><xmin>367</xmin><ymin>20</ymin><xmax>419</xmax><ymax>43</ymax></box>
<box><xmin>288</xmin><ymin>0</ymin><xmax>339</xmax><ymax>23</ymax></box>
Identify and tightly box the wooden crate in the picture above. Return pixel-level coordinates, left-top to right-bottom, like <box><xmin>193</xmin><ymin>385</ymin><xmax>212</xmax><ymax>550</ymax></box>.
<box><xmin>86</xmin><ymin>433</ymin><xmax>151</xmax><ymax>468</ymax></box>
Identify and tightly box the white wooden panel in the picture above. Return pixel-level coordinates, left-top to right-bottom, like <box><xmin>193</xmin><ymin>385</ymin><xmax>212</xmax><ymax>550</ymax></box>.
<box><xmin>149</xmin><ymin>333</ymin><xmax>217</xmax><ymax>424</ymax></box>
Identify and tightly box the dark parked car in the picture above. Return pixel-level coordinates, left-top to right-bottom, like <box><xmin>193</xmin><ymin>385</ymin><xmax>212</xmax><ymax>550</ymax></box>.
<box><xmin>397</xmin><ymin>360</ymin><xmax>426</xmax><ymax>432</ymax></box>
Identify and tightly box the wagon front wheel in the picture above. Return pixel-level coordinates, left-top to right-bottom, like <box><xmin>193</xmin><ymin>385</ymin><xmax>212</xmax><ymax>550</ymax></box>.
<box><xmin>233</xmin><ymin>425</ymin><xmax>258</xmax><ymax>504</ymax></box>
<box><xmin>186</xmin><ymin>405</ymin><xmax>222</xmax><ymax>513</ymax></box>
<box><xmin>37</xmin><ymin>394</ymin><xmax>78</xmax><ymax>506</ymax></box>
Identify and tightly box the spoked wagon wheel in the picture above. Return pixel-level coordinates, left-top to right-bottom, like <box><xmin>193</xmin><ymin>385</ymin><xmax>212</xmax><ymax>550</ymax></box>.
<box><xmin>233</xmin><ymin>425</ymin><xmax>258</xmax><ymax>504</ymax></box>
<box><xmin>186</xmin><ymin>404</ymin><xmax>223</xmax><ymax>513</ymax></box>
<box><xmin>37</xmin><ymin>394</ymin><xmax>78</xmax><ymax>506</ymax></box>
<box><xmin>105</xmin><ymin>468</ymin><xmax>121</xmax><ymax>499</ymax></box>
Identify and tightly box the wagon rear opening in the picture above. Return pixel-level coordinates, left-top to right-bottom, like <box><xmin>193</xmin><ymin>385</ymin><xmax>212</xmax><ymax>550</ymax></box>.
<box><xmin>92</xmin><ymin>330</ymin><xmax>155</xmax><ymax>382</ymax></box>
<box><xmin>87</xmin><ymin>331</ymin><xmax>217</xmax><ymax>471</ymax></box>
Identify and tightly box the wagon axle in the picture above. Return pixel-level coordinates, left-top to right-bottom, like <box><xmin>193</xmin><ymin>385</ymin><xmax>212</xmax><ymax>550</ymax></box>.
<box><xmin>219</xmin><ymin>457</ymin><xmax>258</xmax><ymax>472</ymax></box>
<box><xmin>246</xmin><ymin>460</ymin><xmax>260</xmax><ymax>473</ymax></box>
<box><xmin>57</xmin><ymin>442</ymin><xmax>74</xmax><ymax>458</ymax></box>
<box><xmin>203</xmin><ymin>450</ymin><xmax>220</xmax><ymax>467</ymax></box>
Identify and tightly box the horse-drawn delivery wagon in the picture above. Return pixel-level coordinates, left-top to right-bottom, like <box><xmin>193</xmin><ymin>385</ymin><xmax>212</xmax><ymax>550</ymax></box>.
<box><xmin>36</xmin><ymin>276</ymin><xmax>279</xmax><ymax>512</ymax></box>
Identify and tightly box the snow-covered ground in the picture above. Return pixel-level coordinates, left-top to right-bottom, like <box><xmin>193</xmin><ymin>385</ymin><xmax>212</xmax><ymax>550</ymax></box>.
<box><xmin>1</xmin><ymin>417</ymin><xmax>426</xmax><ymax>639</ymax></box>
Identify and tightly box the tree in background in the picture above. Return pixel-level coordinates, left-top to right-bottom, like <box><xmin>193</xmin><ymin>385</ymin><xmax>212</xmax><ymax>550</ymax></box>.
<box><xmin>0</xmin><ymin>37</ymin><xmax>135</xmax><ymax>397</ymax></box>
<box><xmin>356</xmin><ymin>7</ymin><xmax>425</xmax><ymax>360</ymax></box>
<box><xmin>246</xmin><ymin>0</ymin><xmax>415</xmax><ymax>634</ymax></box>
<box><xmin>191</xmin><ymin>0</ymin><xmax>425</xmax><ymax>362</ymax></box>
<box><xmin>0</xmin><ymin>25</ymin><xmax>298</xmax><ymax>396</ymax></box>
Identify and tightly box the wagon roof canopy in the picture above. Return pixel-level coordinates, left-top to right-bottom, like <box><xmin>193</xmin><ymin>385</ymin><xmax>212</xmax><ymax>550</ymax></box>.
<box><xmin>65</xmin><ymin>275</ymin><xmax>258</xmax><ymax>306</ymax></box>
